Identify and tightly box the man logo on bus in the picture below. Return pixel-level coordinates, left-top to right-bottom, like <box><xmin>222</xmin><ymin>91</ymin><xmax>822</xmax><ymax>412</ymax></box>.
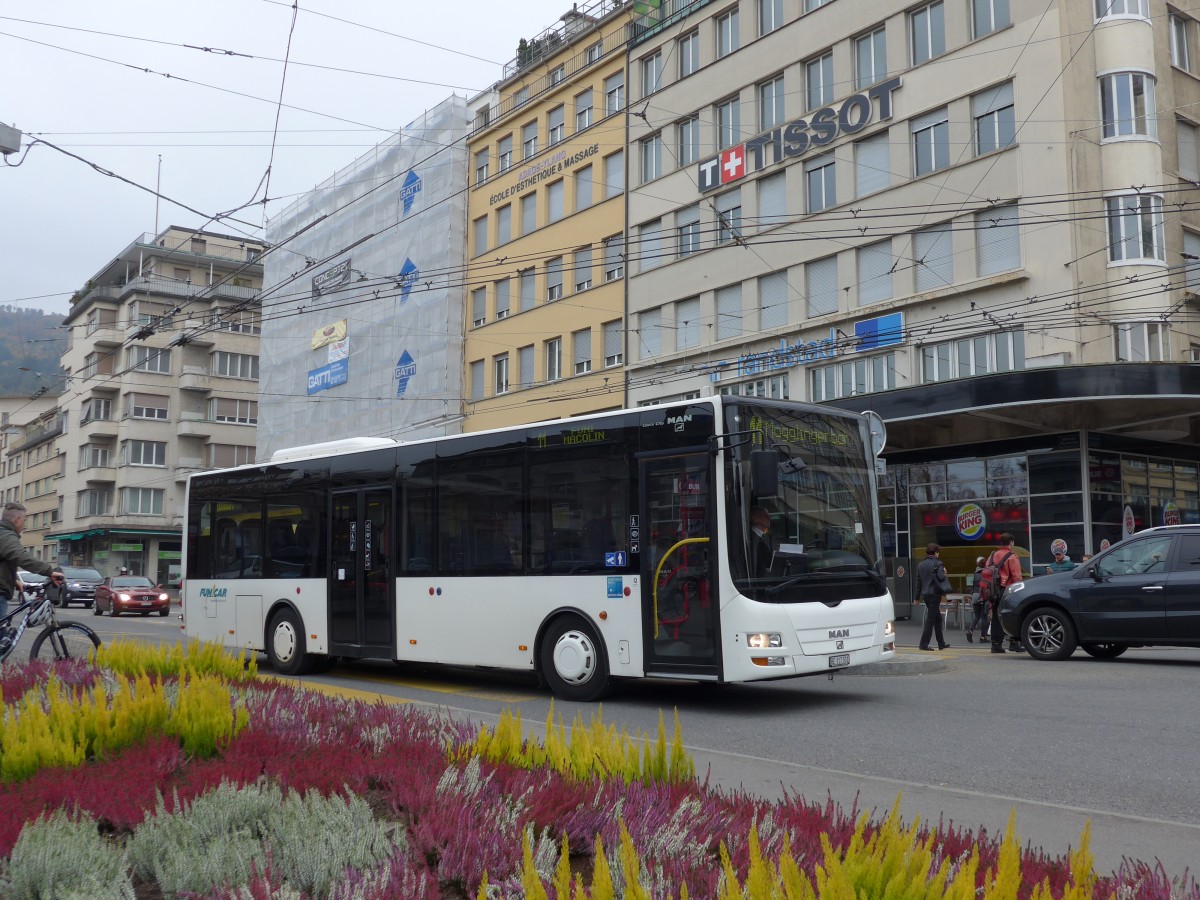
<box><xmin>199</xmin><ymin>587</ymin><xmax>228</xmax><ymax>599</ymax></box>
<box><xmin>955</xmin><ymin>502</ymin><xmax>986</xmax><ymax>540</ymax></box>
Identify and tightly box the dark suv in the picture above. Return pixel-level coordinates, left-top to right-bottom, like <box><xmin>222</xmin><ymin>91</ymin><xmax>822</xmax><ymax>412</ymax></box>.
<box><xmin>59</xmin><ymin>566</ymin><xmax>105</xmax><ymax>608</ymax></box>
<box><xmin>998</xmin><ymin>525</ymin><xmax>1200</xmax><ymax>660</ymax></box>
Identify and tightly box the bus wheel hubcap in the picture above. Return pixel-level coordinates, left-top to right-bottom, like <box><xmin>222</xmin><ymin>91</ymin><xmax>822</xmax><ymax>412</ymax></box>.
<box><xmin>274</xmin><ymin>622</ymin><xmax>297</xmax><ymax>662</ymax></box>
<box><xmin>553</xmin><ymin>630</ymin><xmax>595</xmax><ymax>684</ymax></box>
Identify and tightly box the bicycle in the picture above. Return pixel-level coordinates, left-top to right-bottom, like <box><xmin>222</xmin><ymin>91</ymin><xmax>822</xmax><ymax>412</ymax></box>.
<box><xmin>0</xmin><ymin>590</ymin><xmax>102</xmax><ymax>664</ymax></box>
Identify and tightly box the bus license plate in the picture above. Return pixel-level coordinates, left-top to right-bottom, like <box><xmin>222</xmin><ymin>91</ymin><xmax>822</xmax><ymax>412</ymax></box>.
<box><xmin>828</xmin><ymin>653</ymin><xmax>850</xmax><ymax>668</ymax></box>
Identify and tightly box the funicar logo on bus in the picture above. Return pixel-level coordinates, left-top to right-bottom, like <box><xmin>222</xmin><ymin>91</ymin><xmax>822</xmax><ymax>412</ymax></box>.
<box><xmin>199</xmin><ymin>586</ymin><xmax>228</xmax><ymax>599</ymax></box>
<box><xmin>955</xmin><ymin>503</ymin><xmax>986</xmax><ymax>541</ymax></box>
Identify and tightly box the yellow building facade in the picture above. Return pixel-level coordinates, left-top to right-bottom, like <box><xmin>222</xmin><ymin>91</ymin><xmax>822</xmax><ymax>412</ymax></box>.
<box><xmin>464</xmin><ymin>2</ymin><xmax>631</xmax><ymax>432</ymax></box>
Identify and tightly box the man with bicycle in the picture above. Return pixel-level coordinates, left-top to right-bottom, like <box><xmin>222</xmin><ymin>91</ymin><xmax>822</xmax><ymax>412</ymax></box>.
<box><xmin>1</xmin><ymin>502</ymin><xmax>64</xmax><ymax>624</ymax></box>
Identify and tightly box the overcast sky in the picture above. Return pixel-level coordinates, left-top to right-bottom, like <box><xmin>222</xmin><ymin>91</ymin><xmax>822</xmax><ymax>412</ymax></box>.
<box><xmin>1</xmin><ymin>0</ymin><xmax>576</xmax><ymax>316</ymax></box>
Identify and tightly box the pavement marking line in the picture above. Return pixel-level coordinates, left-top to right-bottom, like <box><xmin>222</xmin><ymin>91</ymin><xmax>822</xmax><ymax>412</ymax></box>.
<box><xmin>257</xmin><ymin>674</ymin><xmax>411</xmax><ymax>706</ymax></box>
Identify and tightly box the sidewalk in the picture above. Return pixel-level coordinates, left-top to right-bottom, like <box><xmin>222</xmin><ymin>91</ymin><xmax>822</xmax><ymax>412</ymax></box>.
<box><xmin>846</xmin><ymin>605</ymin><xmax>995</xmax><ymax>676</ymax></box>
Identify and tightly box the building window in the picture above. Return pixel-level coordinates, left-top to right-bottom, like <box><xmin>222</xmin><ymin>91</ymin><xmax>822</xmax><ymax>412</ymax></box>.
<box><xmin>604</xmin><ymin>150</ymin><xmax>624</xmax><ymax>198</ymax></box>
<box><xmin>640</xmin><ymin>133</ymin><xmax>663</xmax><ymax>183</ymax></box>
<box><xmin>720</xmin><ymin>373</ymin><xmax>790</xmax><ymax>399</ymax></box>
<box><xmin>758</xmin><ymin>171</ymin><xmax>787</xmax><ymax>228</ymax></box>
<box><xmin>123</xmin><ymin>439</ymin><xmax>166</xmax><ymax>467</ymax></box>
<box><xmin>470</xmin><ymin>360</ymin><xmax>483</xmax><ymax>400</ymax></box>
<box><xmin>121</xmin><ymin>487</ymin><xmax>164</xmax><ymax>516</ymax></box>
<box><xmin>549</xmin><ymin>65</ymin><xmax>564</xmax><ymax>86</ymax></box>
<box><xmin>574</xmin><ymin>248</ymin><xmax>593</xmax><ymax>291</ymax></box>
<box><xmin>1106</xmin><ymin>193</ymin><xmax>1164</xmax><ymax>263</ymax></box>
<box><xmin>759</xmin><ymin>75</ymin><xmax>785</xmax><ymax>130</ymax></box>
<box><xmin>759</xmin><ymin>270</ymin><xmax>788</xmax><ymax>330</ymax></box>
<box><xmin>855</xmin><ymin>27</ymin><xmax>887</xmax><ymax>90</ymax></box>
<box><xmin>546</xmin><ymin>337</ymin><xmax>563</xmax><ymax>381</ymax></box>
<box><xmin>129</xmin><ymin>346</ymin><xmax>171</xmax><ymax>374</ymax></box>
<box><xmin>1114</xmin><ymin>322</ymin><xmax>1169</xmax><ymax>362</ymax></box>
<box><xmin>1100</xmin><ymin>72</ymin><xmax>1157</xmax><ymax>140</ymax></box>
<box><xmin>972</xmin><ymin>0</ymin><xmax>1010</xmax><ymax>38</ymax></box>
<box><xmin>676</xmin><ymin>297</ymin><xmax>701</xmax><ymax>350</ymax></box>
<box><xmin>207</xmin><ymin>445</ymin><xmax>254</xmax><ymax>468</ymax></box>
<box><xmin>804</xmin><ymin>0</ymin><xmax>832</xmax><ymax>10</ymax></box>
<box><xmin>915</xmin><ymin>222</ymin><xmax>954</xmax><ymax>291</ymax></box>
<box><xmin>519</xmin><ymin>268</ymin><xmax>536</xmax><ymax>312</ymax></box>
<box><xmin>494</xmin><ymin>354</ymin><xmax>509</xmax><ymax>396</ymax></box>
<box><xmin>1171</xmin><ymin>15</ymin><xmax>1191</xmax><ymax>70</ymax></box>
<box><xmin>78</xmin><ymin>444</ymin><xmax>111</xmax><ymax>470</ymax></box>
<box><xmin>857</xmin><ymin>238</ymin><xmax>893</xmax><ymax>305</ymax></box>
<box><xmin>639</xmin><ymin>219</ymin><xmax>663</xmax><ymax>271</ymax></box>
<box><xmin>514</xmin><ymin>86</ymin><xmax>529</xmax><ymax>106</ymax></box>
<box><xmin>519</xmin><ymin>345</ymin><xmax>534</xmax><ymax>390</ymax></box>
<box><xmin>716</xmin><ymin>284</ymin><xmax>742</xmax><ymax>340</ymax></box>
<box><xmin>472</xmin><ymin>215</ymin><xmax>487</xmax><ymax>256</ymax></box>
<box><xmin>604</xmin><ymin>72</ymin><xmax>625</xmax><ymax>115</ymax></box>
<box><xmin>604</xmin><ymin>235</ymin><xmax>624</xmax><ymax>280</ymax></box>
<box><xmin>585</xmin><ymin>42</ymin><xmax>602</xmax><ymax>64</ymax></box>
<box><xmin>496</xmin><ymin>204</ymin><xmax>512</xmax><ymax>244</ymax></box>
<box><xmin>805</xmin><ymin>154</ymin><xmax>836</xmax><ymax>212</ymax></box>
<box><xmin>1185</xmin><ymin>230</ymin><xmax>1200</xmax><ymax>290</ymax></box>
<box><xmin>806</xmin><ymin>255</ymin><xmax>838</xmax><ymax>317</ymax></box>
<box><xmin>638</xmin><ymin>307</ymin><xmax>662</xmax><ymax>358</ymax></box>
<box><xmin>912</xmin><ymin>107</ymin><xmax>950</xmax><ymax>176</ymax></box>
<box><xmin>910</xmin><ymin>2</ymin><xmax>945</xmax><ymax>65</ymax></box>
<box><xmin>975</xmin><ymin>203</ymin><xmax>1021</xmax><ymax>275</ymax></box>
<box><xmin>811</xmin><ymin>353</ymin><xmax>895</xmax><ymax>400</ymax></box>
<box><xmin>213</xmin><ymin>351</ymin><xmax>259</xmax><ymax>379</ymax></box>
<box><xmin>495</xmin><ymin>278</ymin><xmax>511</xmax><ymax>319</ymax></box>
<box><xmin>973</xmin><ymin>81</ymin><xmax>1015</xmax><ymax>155</ymax></box>
<box><xmin>548</xmin><ymin>106</ymin><xmax>565</xmax><ymax>146</ymax></box>
<box><xmin>603</xmin><ymin>320</ymin><xmax>623</xmax><ymax>367</ymax></box>
<box><xmin>641</xmin><ymin>51</ymin><xmax>662</xmax><ymax>97</ymax></box>
<box><xmin>77</xmin><ymin>490</ymin><xmax>112</xmax><ymax>517</ymax></box>
<box><xmin>855</xmin><ymin>130</ymin><xmax>890</xmax><ymax>197</ymax></box>
<box><xmin>717</xmin><ymin>96</ymin><xmax>740</xmax><ymax>150</ymax></box>
<box><xmin>573</xmin><ymin>328</ymin><xmax>592</xmax><ymax>374</ymax></box>
<box><xmin>498</xmin><ymin>135</ymin><xmax>513</xmax><ymax>172</ymax></box>
<box><xmin>805</xmin><ymin>52</ymin><xmax>833</xmax><ymax>112</ymax></box>
<box><xmin>546</xmin><ymin>257</ymin><xmax>564</xmax><ymax>301</ymax></box>
<box><xmin>678</xmin><ymin>115</ymin><xmax>701</xmax><ymax>165</ymax></box>
<box><xmin>522</xmin><ymin>120</ymin><xmax>538</xmax><ymax>160</ymax></box>
<box><xmin>520</xmin><ymin>193</ymin><xmax>537</xmax><ymax>235</ymax></box>
<box><xmin>575</xmin><ymin>164</ymin><xmax>593</xmax><ymax>212</ymax></box>
<box><xmin>81</xmin><ymin>398</ymin><xmax>112</xmax><ymax>423</ymax></box>
<box><xmin>715</xmin><ymin>188</ymin><xmax>742</xmax><ymax>244</ymax></box>
<box><xmin>679</xmin><ymin>31</ymin><xmax>700</xmax><ymax>77</ymax></box>
<box><xmin>921</xmin><ymin>330</ymin><xmax>1025</xmax><ymax>382</ymax></box>
<box><xmin>211</xmin><ymin>398</ymin><xmax>258</xmax><ymax>424</ymax></box>
<box><xmin>547</xmin><ymin>179</ymin><xmax>564</xmax><ymax>223</ymax></box>
<box><xmin>471</xmin><ymin>287</ymin><xmax>486</xmax><ymax>327</ymax></box>
<box><xmin>717</xmin><ymin>8</ymin><xmax>740</xmax><ymax>58</ymax></box>
<box><xmin>128</xmin><ymin>393</ymin><xmax>168</xmax><ymax>420</ymax></box>
<box><xmin>1094</xmin><ymin>0</ymin><xmax>1148</xmax><ymax>20</ymax></box>
<box><xmin>760</xmin><ymin>0</ymin><xmax>783</xmax><ymax>35</ymax></box>
<box><xmin>474</xmin><ymin>149</ymin><xmax>489</xmax><ymax>184</ymax></box>
<box><xmin>1176</xmin><ymin>116</ymin><xmax>1196</xmax><ymax>180</ymax></box>
<box><xmin>575</xmin><ymin>89</ymin><xmax>594</xmax><ymax>131</ymax></box>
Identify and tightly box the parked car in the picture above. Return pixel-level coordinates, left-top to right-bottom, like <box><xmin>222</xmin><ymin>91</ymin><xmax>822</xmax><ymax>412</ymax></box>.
<box><xmin>998</xmin><ymin>525</ymin><xmax>1200</xmax><ymax>660</ymax></box>
<box><xmin>16</xmin><ymin>570</ymin><xmax>48</xmax><ymax>602</ymax></box>
<box><xmin>93</xmin><ymin>576</ymin><xmax>171</xmax><ymax>617</ymax></box>
<box><xmin>59</xmin><ymin>566</ymin><xmax>105</xmax><ymax>608</ymax></box>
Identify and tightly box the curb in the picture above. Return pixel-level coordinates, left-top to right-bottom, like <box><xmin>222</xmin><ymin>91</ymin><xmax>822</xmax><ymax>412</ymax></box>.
<box><xmin>844</xmin><ymin>652</ymin><xmax>949</xmax><ymax>676</ymax></box>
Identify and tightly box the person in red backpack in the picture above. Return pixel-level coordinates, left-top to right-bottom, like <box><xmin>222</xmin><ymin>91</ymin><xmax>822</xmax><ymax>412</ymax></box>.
<box><xmin>987</xmin><ymin>532</ymin><xmax>1025</xmax><ymax>654</ymax></box>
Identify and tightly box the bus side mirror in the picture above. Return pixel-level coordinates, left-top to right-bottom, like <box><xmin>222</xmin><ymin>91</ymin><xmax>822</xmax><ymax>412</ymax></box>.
<box><xmin>751</xmin><ymin>450</ymin><xmax>778</xmax><ymax>498</ymax></box>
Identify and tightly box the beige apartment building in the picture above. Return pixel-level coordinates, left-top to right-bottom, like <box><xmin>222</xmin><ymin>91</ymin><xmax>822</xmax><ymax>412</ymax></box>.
<box><xmin>623</xmin><ymin>0</ymin><xmax>1200</xmax><ymax>578</ymax></box>
<box><xmin>464</xmin><ymin>0</ymin><xmax>634</xmax><ymax>431</ymax></box>
<box><xmin>1</xmin><ymin>397</ymin><xmax>63</xmax><ymax>564</ymax></box>
<box><xmin>49</xmin><ymin>227</ymin><xmax>264</xmax><ymax>582</ymax></box>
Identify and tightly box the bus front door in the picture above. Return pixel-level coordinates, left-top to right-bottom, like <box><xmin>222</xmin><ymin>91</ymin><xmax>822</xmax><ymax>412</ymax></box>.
<box><xmin>329</xmin><ymin>488</ymin><xmax>395</xmax><ymax>659</ymax></box>
<box><xmin>639</xmin><ymin>453</ymin><xmax>721</xmax><ymax>679</ymax></box>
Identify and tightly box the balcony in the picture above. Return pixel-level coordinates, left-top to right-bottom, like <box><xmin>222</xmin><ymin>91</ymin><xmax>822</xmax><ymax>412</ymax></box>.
<box><xmin>179</xmin><ymin>366</ymin><xmax>212</xmax><ymax>393</ymax></box>
<box><xmin>177</xmin><ymin>413</ymin><xmax>212</xmax><ymax>438</ymax></box>
<box><xmin>81</xmin><ymin>466</ymin><xmax>117</xmax><ymax>485</ymax></box>
<box><xmin>85</xmin><ymin>323</ymin><xmax>122</xmax><ymax>347</ymax></box>
<box><xmin>83</xmin><ymin>418</ymin><xmax>118</xmax><ymax>440</ymax></box>
<box><xmin>175</xmin><ymin>457</ymin><xmax>205</xmax><ymax>483</ymax></box>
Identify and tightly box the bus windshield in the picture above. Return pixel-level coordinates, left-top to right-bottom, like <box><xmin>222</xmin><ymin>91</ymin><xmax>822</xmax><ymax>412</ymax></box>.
<box><xmin>724</xmin><ymin>401</ymin><xmax>884</xmax><ymax>603</ymax></box>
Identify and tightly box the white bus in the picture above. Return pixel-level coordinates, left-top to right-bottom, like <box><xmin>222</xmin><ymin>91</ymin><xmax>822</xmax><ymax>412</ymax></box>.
<box><xmin>182</xmin><ymin>397</ymin><xmax>895</xmax><ymax>699</ymax></box>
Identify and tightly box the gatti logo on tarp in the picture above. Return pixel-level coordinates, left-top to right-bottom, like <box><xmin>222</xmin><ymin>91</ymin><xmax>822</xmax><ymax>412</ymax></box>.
<box><xmin>395</xmin><ymin>350</ymin><xmax>416</xmax><ymax>397</ymax></box>
<box><xmin>697</xmin><ymin>77</ymin><xmax>902</xmax><ymax>192</ymax></box>
<box><xmin>400</xmin><ymin>170</ymin><xmax>422</xmax><ymax>215</ymax></box>
<box><xmin>397</xmin><ymin>258</ymin><xmax>418</xmax><ymax>302</ymax></box>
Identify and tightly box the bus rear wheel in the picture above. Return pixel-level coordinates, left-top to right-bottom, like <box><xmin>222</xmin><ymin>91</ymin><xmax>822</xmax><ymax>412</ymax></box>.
<box><xmin>267</xmin><ymin>607</ymin><xmax>312</xmax><ymax>676</ymax></box>
<box><xmin>540</xmin><ymin>615</ymin><xmax>610</xmax><ymax>702</ymax></box>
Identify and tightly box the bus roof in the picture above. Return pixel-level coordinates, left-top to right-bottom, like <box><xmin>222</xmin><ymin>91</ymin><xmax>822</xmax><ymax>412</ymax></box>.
<box><xmin>270</xmin><ymin>436</ymin><xmax>400</xmax><ymax>462</ymax></box>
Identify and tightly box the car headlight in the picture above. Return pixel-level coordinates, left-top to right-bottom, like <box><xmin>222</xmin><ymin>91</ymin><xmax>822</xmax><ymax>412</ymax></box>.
<box><xmin>118</xmin><ymin>592</ymin><xmax>132</xmax><ymax>601</ymax></box>
<box><xmin>746</xmin><ymin>632</ymin><xmax>782</xmax><ymax>649</ymax></box>
<box><xmin>1007</xmin><ymin>582</ymin><xmax>1025</xmax><ymax>596</ymax></box>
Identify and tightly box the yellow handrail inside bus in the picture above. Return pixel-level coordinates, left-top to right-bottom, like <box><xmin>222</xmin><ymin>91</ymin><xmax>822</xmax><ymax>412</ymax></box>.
<box><xmin>652</xmin><ymin>536</ymin><xmax>710</xmax><ymax>639</ymax></box>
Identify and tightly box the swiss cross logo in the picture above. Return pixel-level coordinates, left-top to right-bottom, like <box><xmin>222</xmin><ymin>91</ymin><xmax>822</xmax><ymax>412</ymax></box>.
<box><xmin>720</xmin><ymin>145</ymin><xmax>745</xmax><ymax>183</ymax></box>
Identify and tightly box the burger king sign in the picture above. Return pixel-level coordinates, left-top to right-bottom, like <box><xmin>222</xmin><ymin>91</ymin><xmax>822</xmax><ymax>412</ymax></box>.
<box><xmin>956</xmin><ymin>503</ymin><xmax>986</xmax><ymax>541</ymax></box>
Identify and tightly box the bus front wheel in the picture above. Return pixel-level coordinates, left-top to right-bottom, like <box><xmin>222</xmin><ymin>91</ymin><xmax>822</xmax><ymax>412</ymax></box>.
<box><xmin>540</xmin><ymin>616</ymin><xmax>610</xmax><ymax>702</ymax></box>
<box><xmin>267</xmin><ymin>607</ymin><xmax>311</xmax><ymax>676</ymax></box>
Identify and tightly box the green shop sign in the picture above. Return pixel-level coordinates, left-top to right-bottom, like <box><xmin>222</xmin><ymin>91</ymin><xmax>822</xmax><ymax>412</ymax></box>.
<box><xmin>112</xmin><ymin>543</ymin><xmax>143</xmax><ymax>552</ymax></box>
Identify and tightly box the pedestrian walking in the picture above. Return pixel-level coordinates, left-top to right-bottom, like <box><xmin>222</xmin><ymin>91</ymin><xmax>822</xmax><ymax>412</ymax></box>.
<box><xmin>965</xmin><ymin>556</ymin><xmax>990</xmax><ymax>644</ymax></box>
<box><xmin>916</xmin><ymin>542</ymin><xmax>953</xmax><ymax>651</ymax></box>
<box><xmin>987</xmin><ymin>532</ymin><xmax>1025</xmax><ymax>654</ymax></box>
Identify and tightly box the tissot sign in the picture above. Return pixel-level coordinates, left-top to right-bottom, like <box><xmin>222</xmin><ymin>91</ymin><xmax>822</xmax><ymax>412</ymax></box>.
<box><xmin>698</xmin><ymin>77</ymin><xmax>902</xmax><ymax>193</ymax></box>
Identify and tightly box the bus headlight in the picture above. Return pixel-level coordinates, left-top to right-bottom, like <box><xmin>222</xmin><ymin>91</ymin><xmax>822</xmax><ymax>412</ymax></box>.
<box><xmin>884</xmin><ymin>620</ymin><xmax>895</xmax><ymax>636</ymax></box>
<box><xmin>746</xmin><ymin>632</ymin><xmax>782</xmax><ymax>649</ymax></box>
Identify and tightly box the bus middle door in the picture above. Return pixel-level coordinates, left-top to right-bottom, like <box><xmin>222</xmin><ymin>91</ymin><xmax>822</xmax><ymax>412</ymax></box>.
<box><xmin>638</xmin><ymin>452</ymin><xmax>721</xmax><ymax>680</ymax></box>
<box><xmin>329</xmin><ymin>488</ymin><xmax>395</xmax><ymax>659</ymax></box>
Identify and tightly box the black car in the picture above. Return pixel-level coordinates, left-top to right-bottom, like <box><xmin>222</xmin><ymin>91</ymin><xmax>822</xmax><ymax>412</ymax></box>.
<box><xmin>998</xmin><ymin>525</ymin><xmax>1200</xmax><ymax>660</ymax></box>
<box><xmin>59</xmin><ymin>566</ymin><xmax>105</xmax><ymax>608</ymax></box>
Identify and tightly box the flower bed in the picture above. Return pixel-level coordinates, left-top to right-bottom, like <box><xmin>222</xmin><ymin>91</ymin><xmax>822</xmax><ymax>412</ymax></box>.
<box><xmin>0</xmin><ymin>643</ymin><xmax>1195</xmax><ymax>899</ymax></box>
